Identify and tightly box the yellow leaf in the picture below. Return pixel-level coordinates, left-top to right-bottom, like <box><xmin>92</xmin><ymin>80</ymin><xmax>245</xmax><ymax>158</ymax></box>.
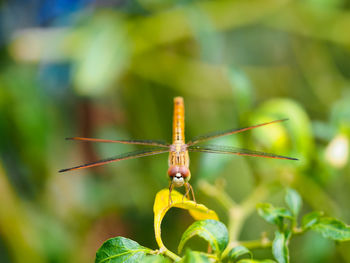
<box><xmin>153</xmin><ymin>189</ymin><xmax>218</xmax><ymax>251</ymax></box>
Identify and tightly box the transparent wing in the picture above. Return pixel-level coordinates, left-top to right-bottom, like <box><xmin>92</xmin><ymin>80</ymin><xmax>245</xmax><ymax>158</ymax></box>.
<box><xmin>66</xmin><ymin>137</ymin><xmax>170</xmax><ymax>147</ymax></box>
<box><xmin>188</xmin><ymin>145</ymin><xmax>298</xmax><ymax>160</ymax></box>
<box><xmin>187</xmin><ymin>119</ymin><xmax>288</xmax><ymax>146</ymax></box>
<box><xmin>59</xmin><ymin>147</ymin><xmax>170</xmax><ymax>173</ymax></box>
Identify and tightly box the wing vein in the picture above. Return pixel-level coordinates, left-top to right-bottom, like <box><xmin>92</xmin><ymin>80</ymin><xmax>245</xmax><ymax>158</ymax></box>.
<box><xmin>59</xmin><ymin>148</ymin><xmax>170</xmax><ymax>173</ymax></box>
<box><xmin>187</xmin><ymin>119</ymin><xmax>288</xmax><ymax>146</ymax></box>
<box><xmin>66</xmin><ymin>137</ymin><xmax>170</xmax><ymax>147</ymax></box>
<box><xmin>188</xmin><ymin>145</ymin><xmax>298</xmax><ymax>160</ymax></box>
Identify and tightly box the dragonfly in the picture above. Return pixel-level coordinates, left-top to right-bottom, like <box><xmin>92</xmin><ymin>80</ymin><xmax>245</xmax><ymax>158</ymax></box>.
<box><xmin>59</xmin><ymin>97</ymin><xmax>298</xmax><ymax>203</ymax></box>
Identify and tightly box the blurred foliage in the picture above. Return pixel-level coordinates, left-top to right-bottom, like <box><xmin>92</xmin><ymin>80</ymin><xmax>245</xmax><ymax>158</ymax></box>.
<box><xmin>96</xmin><ymin>188</ymin><xmax>350</xmax><ymax>262</ymax></box>
<box><xmin>0</xmin><ymin>0</ymin><xmax>350</xmax><ymax>262</ymax></box>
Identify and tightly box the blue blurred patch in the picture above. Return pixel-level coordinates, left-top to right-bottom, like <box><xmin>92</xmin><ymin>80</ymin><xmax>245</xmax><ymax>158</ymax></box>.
<box><xmin>38</xmin><ymin>64</ymin><xmax>71</xmax><ymax>95</ymax></box>
<box><xmin>38</xmin><ymin>0</ymin><xmax>94</xmax><ymax>25</ymax></box>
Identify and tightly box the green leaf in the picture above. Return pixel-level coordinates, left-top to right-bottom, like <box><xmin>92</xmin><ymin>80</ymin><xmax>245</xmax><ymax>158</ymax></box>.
<box><xmin>227</xmin><ymin>245</ymin><xmax>252</xmax><ymax>262</ymax></box>
<box><xmin>301</xmin><ymin>211</ymin><xmax>324</xmax><ymax>230</ymax></box>
<box><xmin>251</xmin><ymin>98</ymin><xmax>313</xmax><ymax>166</ymax></box>
<box><xmin>154</xmin><ymin>189</ymin><xmax>218</xmax><ymax>252</ymax></box>
<box><xmin>178</xmin><ymin>219</ymin><xmax>228</xmax><ymax>256</ymax></box>
<box><xmin>143</xmin><ymin>255</ymin><xmax>171</xmax><ymax>263</ymax></box>
<box><xmin>272</xmin><ymin>231</ymin><xmax>289</xmax><ymax>263</ymax></box>
<box><xmin>179</xmin><ymin>249</ymin><xmax>211</xmax><ymax>263</ymax></box>
<box><xmin>311</xmin><ymin>217</ymin><xmax>350</xmax><ymax>241</ymax></box>
<box><xmin>72</xmin><ymin>14</ymin><xmax>129</xmax><ymax>96</ymax></box>
<box><xmin>237</xmin><ymin>260</ymin><xmax>276</xmax><ymax>263</ymax></box>
<box><xmin>285</xmin><ymin>188</ymin><xmax>302</xmax><ymax>217</ymax></box>
<box><xmin>95</xmin><ymin>236</ymin><xmax>151</xmax><ymax>263</ymax></box>
<box><xmin>228</xmin><ymin>67</ymin><xmax>254</xmax><ymax>111</ymax></box>
<box><xmin>257</xmin><ymin>203</ymin><xmax>293</xmax><ymax>228</ymax></box>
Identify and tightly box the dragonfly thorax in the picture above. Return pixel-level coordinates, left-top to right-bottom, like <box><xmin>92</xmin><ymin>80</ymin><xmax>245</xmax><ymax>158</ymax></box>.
<box><xmin>169</xmin><ymin>143</ymin><xmax>187</xmax><ymax>152</ymax></box>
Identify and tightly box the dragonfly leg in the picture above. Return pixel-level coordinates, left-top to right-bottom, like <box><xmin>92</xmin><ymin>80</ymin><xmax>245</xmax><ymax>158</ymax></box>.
<box><xmin>186</xmin><ymin>182</ymin><xmax>196</xmax><ymax>204</ymax></box>
<box><xmin>182</xmin><ymin>184</ymin><xmax>191</xmax><ymax>202</ymax></box>
<box><xmin>168</xmin><ymin>182</ymin><xmax>174</xmax><ymax>206</ymax></box>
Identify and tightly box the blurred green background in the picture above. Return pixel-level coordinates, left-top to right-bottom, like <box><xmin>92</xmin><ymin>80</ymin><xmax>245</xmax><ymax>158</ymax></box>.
<box><xmin>0</xmin><ymin>0</ymin><xmax>350</xmax><ymax>262</ymax></box>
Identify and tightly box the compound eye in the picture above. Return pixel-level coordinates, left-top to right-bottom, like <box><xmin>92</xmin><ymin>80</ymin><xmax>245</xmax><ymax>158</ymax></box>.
<box><xmin>179</xmin><ymin>166</ymin><xmax>190</xmax><ymax>178</ymax></box>
<box><xmin>167</xmin><ymin>166</ymin><xmax>179</xmax><ymax>177</ymax></box>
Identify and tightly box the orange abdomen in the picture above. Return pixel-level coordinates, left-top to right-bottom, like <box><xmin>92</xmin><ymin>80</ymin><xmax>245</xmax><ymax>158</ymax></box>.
<box><xmin>173</xmin><ymin>97</ymin><xmax>185</xmax><ymax>143</ymax></box>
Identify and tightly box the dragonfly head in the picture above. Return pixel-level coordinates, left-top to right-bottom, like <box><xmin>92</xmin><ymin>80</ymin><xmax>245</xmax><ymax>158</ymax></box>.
<box><xmin>168</xmin><ymin>165</ymin><xmax>190</xmax><ymax>187</ymax></box>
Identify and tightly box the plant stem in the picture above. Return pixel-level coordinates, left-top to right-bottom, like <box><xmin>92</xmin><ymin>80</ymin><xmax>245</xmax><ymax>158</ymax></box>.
<box><xmin>199</xmin><ymin>180</ymin><xmax>273</xmax><ymax>258</ymax></box>
<box><xmin>0</xmin><ymin>164</ymin><xmax>46</xmax><ymax>263</ymax></box>
<box><xmin>228</xmin><ymin>183</ymin><xmax>270</xmax><ymax>243</ymax></box>
<box><xmin>198</xmin><ymin>180</ymin><xmax>236</xmax><ymax>210</ymax></box>
<box><xmin>222</xmin><ymin>236</ymin><xmax>272</xmax><ymax>259</ymax></box>
<box><xmin>160</xmin><ymin>247</ymin><xmax>181</xmax><ymax>261</ymax></box>
<box><xmin>239</xmin><ymin>238</ymin><xmax>272</xmax><ymax>249</ymax></box>
<box><xmin>228</xmin><ymin>206</ymin><xmax>245</xmax><ymax>243</ymax></box>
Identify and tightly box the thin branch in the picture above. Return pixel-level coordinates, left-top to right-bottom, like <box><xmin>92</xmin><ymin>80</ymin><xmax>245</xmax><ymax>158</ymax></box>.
<box><xmin>198</xmin><ymin>180</ymin><xmax>236</xmax><ymax>210</ymax></box>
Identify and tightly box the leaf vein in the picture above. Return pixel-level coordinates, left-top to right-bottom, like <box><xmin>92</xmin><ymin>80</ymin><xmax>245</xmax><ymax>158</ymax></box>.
<box><xmin>98</xmin><ymin>249</ymin><xmax>149</xmax><ymax>263</ymax></box>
